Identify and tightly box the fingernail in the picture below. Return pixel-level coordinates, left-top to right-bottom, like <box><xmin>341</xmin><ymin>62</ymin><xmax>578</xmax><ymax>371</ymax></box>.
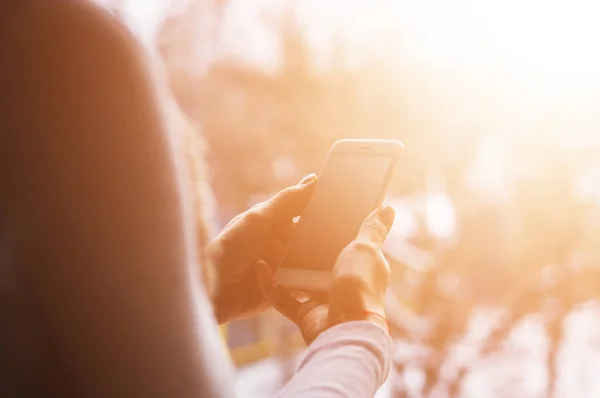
<box><xmin>378</xmin><ymin>205</ymin><xmax>395</xmax><ymax>227</ymax></box>
<box><xmin>298</xmin><ymin>173</ymin><xmax>316</xmax><ymax>185</ymax></box>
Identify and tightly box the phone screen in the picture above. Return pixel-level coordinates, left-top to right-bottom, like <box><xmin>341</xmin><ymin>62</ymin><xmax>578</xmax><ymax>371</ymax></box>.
<box><xmin>281</xmin><ymin>152</ymin><xmax>395</xmax><ymax>272</ymax></box>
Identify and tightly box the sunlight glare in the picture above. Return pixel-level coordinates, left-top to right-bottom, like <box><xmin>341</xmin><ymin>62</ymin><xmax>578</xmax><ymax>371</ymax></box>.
<box><xmin>339</xmin><ymin>0</ymin><xmax>600</xmax><ymax>94</ymax></box>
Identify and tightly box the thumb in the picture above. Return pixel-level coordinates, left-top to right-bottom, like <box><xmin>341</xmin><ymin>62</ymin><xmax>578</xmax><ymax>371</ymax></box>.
<box><xmin>255</xmin><ymin>260</ymin><xmax>275</xmax><ymax>295</ymax></box>
<box><xmin>261</xmin><ymin>175</ymin><xmax>317</xmax><ymax>220</ymax></box>
<box><xmin>254</xmin><ymin>261</ymin><xmax>302</xmax><ymax>322</ymax></box>
<box><xmin>355</xmin><ymin>205</ymin><xmax>395</xmax><ymax>248</ymax></box>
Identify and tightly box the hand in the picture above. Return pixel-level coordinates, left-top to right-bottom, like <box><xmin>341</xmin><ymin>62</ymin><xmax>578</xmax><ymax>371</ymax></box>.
<box><xmin>255</xmin><ymin>206</ymin><xmax>396</xmax><ymax>345</ymax></box>
<box><xmin>208</xmin><ymin>174</ymin><xmax>317</xmax><ymax>324</ymax></box>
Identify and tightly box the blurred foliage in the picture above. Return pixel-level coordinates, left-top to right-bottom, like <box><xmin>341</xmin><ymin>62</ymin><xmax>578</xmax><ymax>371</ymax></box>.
<box><xmin>155</xmin><ymin>1</ymin><xmax>491</xmax><ymax>215</ymax></box>
<box><xmin>106</xmin><ymin>0</ymin><xmax>600</xmax><ymax>396</ymax></box>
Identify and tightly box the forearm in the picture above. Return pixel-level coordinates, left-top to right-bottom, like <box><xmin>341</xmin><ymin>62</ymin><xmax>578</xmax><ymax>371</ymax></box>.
<box><xmin>278</xmin><ymin>321</ymin><xmax>393</xmax><ymax>398</ymax></box>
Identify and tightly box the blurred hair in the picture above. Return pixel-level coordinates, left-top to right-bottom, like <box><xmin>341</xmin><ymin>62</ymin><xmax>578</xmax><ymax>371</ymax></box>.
<box><xmin>148</xmin><ymin>43</ymin><xmax>218</xmax><ymax>296</ymax></box>
<box><xmin>170</xmin><ymin>98</ymin><xmax>218</xmax><ymax>296</ymax></box>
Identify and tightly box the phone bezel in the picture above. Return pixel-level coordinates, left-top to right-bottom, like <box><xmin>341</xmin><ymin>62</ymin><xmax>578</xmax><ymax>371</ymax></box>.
<box><xmin>274</xmin><ymin>139</ymin><xmax>403</xmax><ymax>292</ymax></box>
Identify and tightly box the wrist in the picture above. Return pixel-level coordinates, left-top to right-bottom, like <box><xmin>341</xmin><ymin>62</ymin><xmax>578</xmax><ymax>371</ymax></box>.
<box><xmin>328</xmin><ymin>309</ymin><xmax>389</xmax><ymax>333</ymax></box>
<box><xmin>361</xmin><ymin>311</ymin><xmax>389</xmax><ymax>332</ymax></box>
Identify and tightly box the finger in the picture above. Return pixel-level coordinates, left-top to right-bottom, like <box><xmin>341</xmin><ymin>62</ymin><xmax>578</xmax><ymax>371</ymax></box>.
<box><xmin>355</xmin><ymin>205</ymin><xmax>395</xmax><ymax>248</ymax></box>
<box><xmin>221</xmin><ymin>212</ymin><xmax>245</xmax><ymax>230</ymax></box>
<box><xmin>310</xmin><ymin>291</ymin><xmax>329</xmax><ymax>304</ymax></box>
<box><xmin>255</xmin><ymin>261</ymin><xmax>303</xmax><ymax>322</ymax></box>
<box><xmin>299</xmin><ymin>173</ymin><xmax>317</xmax><ymax>185</ymax></box>
<box><xmin>271</xmin><ymin>222</ymin><xmax>296</xmax><ymax>243</ymax></box>
<box><xmin>295</xmin><ymin>299</ymin><xmax>322</xmax><ymax>323</ymax></box>
<box><xmin>224</xmin><ymin>174</ymin><xmax>316</xmax><ymax>230</ymax></box>
<box><xmin>289</xmin><ymin>289</ymin><xmax>311</xmax><ymax>303</ymax></box>
<box><xmin>261</xmin><ymin>174</ymin><xmax>317</xmax><ymax>220</ymax></box>
<box><xmin>263</xmin><ymin>238</ymin><xmax>287</xmax><ymax>269</ymax></box>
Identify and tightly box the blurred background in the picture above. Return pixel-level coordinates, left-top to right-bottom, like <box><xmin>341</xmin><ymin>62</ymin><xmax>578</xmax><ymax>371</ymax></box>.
<box><xmin>97</xmin><ymin>1</ymin><xmax>600</xmax><ymax>396</ymax></box>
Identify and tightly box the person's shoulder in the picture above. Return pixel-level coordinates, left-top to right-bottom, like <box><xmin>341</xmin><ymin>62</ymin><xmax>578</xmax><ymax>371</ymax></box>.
<box><xmin>15</xmin><ymin>0</ymin><xmax>124</xmax><ymax>34</ymax></box>
<box><xmin>1</xmin><ymin>0</ymin><xmax>156</xmax><ymax>141</ymax></box>
<box><xmin>8</xmin><ymin>0</ymin><xmax>142</xmax><ymax>60</ymax></box>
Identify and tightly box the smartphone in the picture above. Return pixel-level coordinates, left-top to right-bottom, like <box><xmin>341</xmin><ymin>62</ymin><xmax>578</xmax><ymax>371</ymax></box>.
<box><xmin>274</xmin><ymin>139</ymin><xmax>404</xmax><ymax>291</ymax></box>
